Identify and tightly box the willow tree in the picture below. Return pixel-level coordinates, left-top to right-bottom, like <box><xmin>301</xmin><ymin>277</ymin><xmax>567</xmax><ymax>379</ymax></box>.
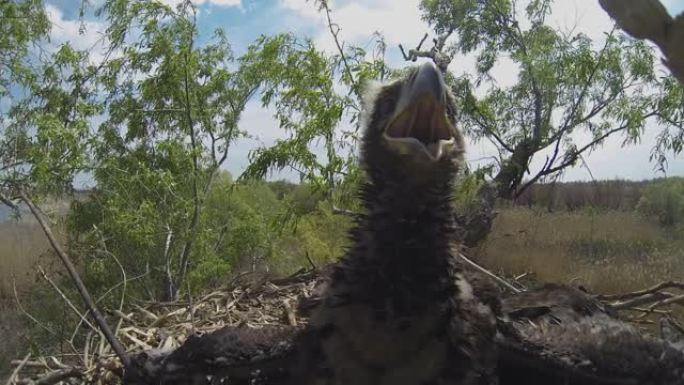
<box><xmin>404</xmin><ymin>0</ymin><xmax>684</xmax><ymax>244</ymax></box>
<box><xmin>67</xmin><ymin>0</ymin><xmax>258</xmax><ymax>301</ymax></box>
<box><xmin>238</xmin><ymin>28</ymin><xmax>390</xmax><ymax>210</ymax></box>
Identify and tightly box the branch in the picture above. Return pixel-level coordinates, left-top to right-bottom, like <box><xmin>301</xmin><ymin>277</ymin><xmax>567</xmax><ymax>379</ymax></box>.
<box><xmin>0</xmin><ymin>191</ymin><xmax>20</xmax><ymax>212</ymax></box>
<box><xmin>399</xmin><ymin>29</ymin><xmax>454</xmax><ymax>73</ymax></box>
<box><xmin>175</xmin><ymin>9</ymin><xmax>201</xmax><ymax>299</ymax></box>
<box><xmin>399</xmin><ymin>33</ymin><xmax>429</xmax><ymax>61</ymax></box>
<box><xmin>556</xmin><ymin>27</ymin><xmax>617</xmax><ymax>138</ymax></box>
<box><xmin>610</xmin><ymin>291</ymin><xmax>672</xmax><ymax>310</ymax></box>
<box><xmin>517</xmin><ymin>113</ymin><xmax>656</xmax><ymax>195</ymax></box>
<box><xmin>597</xmin><ymin>280</ymin><xmax>684</xmax><ymax>301</ymax></box>
<box><xmin>33</xmin><ymin>367</ymin><xmax>83</xmax><ymax>385</ymax></box>
<box><xmin>37</xmin><ymin>266</ymin><xmax>99</xmax><ymax>333</ymax></box>
<box><xmin>457</xmin><ymin>253</ymin><xmax>523</xmax><ymax>293</ymax></box>
<box><xmin>17</xmin><ymin>191</ymin><xmax>130</xmax><ymax>368</ymax></box>
<box><xmin>320</xmin><ymin>1</ymin><xmax>359</xmax><ymax>96</ymax></box>
<box><xmin>6</xmin><ymin>353</ymin><xmax>31</xmax><ymax>385</ymax></box>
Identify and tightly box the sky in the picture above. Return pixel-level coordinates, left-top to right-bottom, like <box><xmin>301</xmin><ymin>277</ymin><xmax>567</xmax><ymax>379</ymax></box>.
<box><xmin>41</xmin><ymin>0</ymin><xmax>684</xmax><ymax>186</ymax></box>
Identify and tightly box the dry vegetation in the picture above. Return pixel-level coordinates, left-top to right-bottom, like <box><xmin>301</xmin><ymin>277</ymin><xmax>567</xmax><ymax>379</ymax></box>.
<box><xmin>0</xmin><ymin>217</ymin><xmax>68</xmax><ymax>381</ymax></box>
<box><xmin>476</xmin><ymin>206</ymin><xmax>684</xmax><ymax>295</ymax></box>
<box><xmin>0</xmin><ymin>220</ymin><xmax>51</xmax><ymax>382</ymax></box>
<box><xmin>2</xmin><ymin>193</ymin><xmax>684</xmax><ymax>381</ymax></box>
<box><xmin>0</xmin><ymin>220</ymin><xmax>52</xmax><ymax>298</ymax></box>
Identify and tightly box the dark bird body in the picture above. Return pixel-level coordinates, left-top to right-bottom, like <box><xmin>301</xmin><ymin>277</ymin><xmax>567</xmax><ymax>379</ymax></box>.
<box><xmin>291</xmin><ymin>63</ymin><xmax>500</xmax><ymax>385</ymax></box>
<box><xmin>498</xmin><ymin>284</ymin><xmax>684</xmax><ymax>385</ymax></box>
<box><xmin>123</xmin><ymin>62</ymin><xmax>684</xmax><ymax>385</ymax></box>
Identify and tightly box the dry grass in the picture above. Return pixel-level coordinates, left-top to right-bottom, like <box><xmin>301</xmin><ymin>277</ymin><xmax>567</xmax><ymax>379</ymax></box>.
<box><xmin>0</xmin><ymin>217</ymin><xmax>66</xmax><ymax>380</ymax></box>
<box><xmin>474</xmin><ymin>206</ymin><xmax>684</xmax><ymax>295</ymax></box>
<box><xmin>0</xmin><ymin>220</ymin><xmax>53</xmax><ymax>299</ymax></box>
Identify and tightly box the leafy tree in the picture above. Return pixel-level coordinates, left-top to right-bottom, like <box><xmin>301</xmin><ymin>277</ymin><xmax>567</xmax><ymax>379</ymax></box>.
<box><xmin>1</xmin><ymin>0</ymin><xmax>133</xmax><ymax>365</ymax></box>
<box><xmin>68</xmin><ymin>0</ymin><xmax>256</xmax><ymax>301</ymax></box>
<box><xmin>637</xmin><ymin>177</ymin><xmax>684</xmax><ymax>227</ymax></box>
<box><xmin>1</xmin><ymin>0</ymin><xmax>71</xmax><ymax>206</ymax></box>
<box><xmin>402</xmin><ymin>0</ymin><xmax>684</xmax><ymax>243</ymax></box>
<box><xmin>238</xmin><ymin>4</ymin><xmax>389</xmax><ymax>208</ymax></box>
<box><xmin>0</xmin><ymin>0</ymin><xmax>50</xmax><ymax>100</ymax></box>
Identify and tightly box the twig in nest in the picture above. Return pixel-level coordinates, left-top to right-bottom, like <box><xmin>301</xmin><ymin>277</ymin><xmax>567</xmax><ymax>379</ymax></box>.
<box><xmin>6</xmin><ymin>353</ymin><xmax>31</xmax><ymax>385</ymax></box>
<box><xmin>457</xmin><ymin>253</ymin><xmax>523</xmax><ymax>293</ymax></box>
<box><xmin>610</xmin><ymin>291</ymin><xmax>673</xmax><ymax>310</ymax></box>
<box><xmin>32</xmin><ymin>367</ymin><xmax>83</xmax><ymax>385</ymax></box>
<box><xmin>597</xmin><ymin>280</ymin><xmax>684</xmax><ymax>301</ymax></box>
<box><xmin>646</xmin><ymin>293</ymin><xmax>684</xmax><ymax>311</ymax></box>
<box><xmin>282</xmin><ymin>299</ymin><xmax>297</xmax><ymax>326</ymax></box>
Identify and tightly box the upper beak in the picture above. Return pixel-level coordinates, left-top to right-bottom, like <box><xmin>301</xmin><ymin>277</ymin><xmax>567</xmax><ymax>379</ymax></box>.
<box><xmin>396</xmin><ymin>61</ymin><xmax>447</xmax><ymax>115</ymax></box>
<box><xmin>384</xmin><ymin>62</ymin><xmax>455</xmax><ymax>162</ymax></box>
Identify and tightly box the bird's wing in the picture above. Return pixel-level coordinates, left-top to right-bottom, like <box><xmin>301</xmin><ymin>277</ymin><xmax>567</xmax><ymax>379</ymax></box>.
<box><xmin>498</xmin><ymin>285</ymin><xmax>684</xmax><ymax>385</ymax></box>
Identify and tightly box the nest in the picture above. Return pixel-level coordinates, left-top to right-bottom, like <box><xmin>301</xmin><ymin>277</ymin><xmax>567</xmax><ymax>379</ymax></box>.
<box><xmin>7</xmin><ymin>266</ymin><xmax>684</xmax><ymax>385</ymax></box>
<box><xmin>6</xmin><ymin>270</ymin><xmax>322</xmax><ymax>385</ymax></box>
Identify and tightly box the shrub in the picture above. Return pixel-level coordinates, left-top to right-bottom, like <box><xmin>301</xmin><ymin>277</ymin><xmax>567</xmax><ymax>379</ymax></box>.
<box><xmin>636</xmin><ymin>178</ymin><xmax>684</xmax><ymax>227</ymax></box>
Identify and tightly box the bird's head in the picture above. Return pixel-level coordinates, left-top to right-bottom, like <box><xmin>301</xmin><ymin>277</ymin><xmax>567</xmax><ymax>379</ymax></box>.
<box><xmin>360</xmin><ymin>62</ymin><xmax>464</xmax><ymax>189</ymax></box>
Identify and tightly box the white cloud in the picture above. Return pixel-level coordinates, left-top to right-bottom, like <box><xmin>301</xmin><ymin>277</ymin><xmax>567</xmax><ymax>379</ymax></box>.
<box><xmin>46</xmin><ymin>4</ymin><xmax>106</xmax><ymax>51</ymax></box>
<box><xmin>158</xmin><ymin>0</ymin><xmax>241</xmax><ymax>9</ymax></box>
<box><xmin>279</xmin><ymin>0</ymin><xmax>324</xmax><ymax>20</ymax></box>
<box><xmin>278</xmin><ymin>0</ymin><xmax>428</xmax><ymax>57</ymax></box>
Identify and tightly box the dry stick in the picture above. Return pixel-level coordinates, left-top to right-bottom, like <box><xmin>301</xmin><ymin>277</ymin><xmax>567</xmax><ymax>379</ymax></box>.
<box><xmin>33</xmin><ymin>367</ymin><xmax>83</xmax><ymax>385</ymax></box>
<box><xmin>69</xmin><ymin>271</ymin><xmax>148</xmax><ymax>344</ymax></box>
<box><xmin>610</xmin><ymin>291</ymin><xmax>673</xmax><ymax>310</ymax></box>
<box><xmin>18</xmin><ymin>191</ymin><xmax>130</xmax><ymax>368</ymax></box>
<box><xmin>37</xmin><ymin>266</ymin><xmax>99</xmax><ymax>333</ymax></box>
<box><xmin>597</xmin><ymin>280</ymin><xmax>684</xmax><ymax>301</ymax></box>
<box><xmin>457</xmin><ymin>253</ymin><xmax>523</xmax><ymax>293</ymax></box>
<box><xmin>648</xmin><ymin>293</ymin><xmax>684</xmax><ymax>310</ymax></box>
<box><xmin>6</xmin><ymin>353</ymin><xmax>31</xmax><ymax>385</ymax></box>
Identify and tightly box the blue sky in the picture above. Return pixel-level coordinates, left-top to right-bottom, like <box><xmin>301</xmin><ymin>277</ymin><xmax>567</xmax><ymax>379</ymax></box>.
<box><xmin>41</xmin><ymin>0</ymin><xmax>684</xmax><ymax>185</ymax></box>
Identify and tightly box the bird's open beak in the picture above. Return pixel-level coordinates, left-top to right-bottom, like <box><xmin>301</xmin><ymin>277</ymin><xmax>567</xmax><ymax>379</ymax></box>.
<box><xmin>383</xmin><ymin>62</ymin><xmax>456</xmax><ymax>162</ymax></box>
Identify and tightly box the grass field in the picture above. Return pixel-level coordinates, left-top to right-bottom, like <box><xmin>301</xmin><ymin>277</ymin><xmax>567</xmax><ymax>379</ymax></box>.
<box><xmin>475</xmin><ymin>207</ymin><xmax>684</xmax><ymax>294</ymax></box>
<box><xmin>1</xmin><ymin>205</ymin><xmax>683</xmax><ymax>379</ymax></box>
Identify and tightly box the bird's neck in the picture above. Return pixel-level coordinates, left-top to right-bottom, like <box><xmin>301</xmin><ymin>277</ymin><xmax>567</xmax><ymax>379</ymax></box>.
<box><xmin>355</xmin><ymin>178</ymin><xmax>458</xmax><ymax>270</ymax></box>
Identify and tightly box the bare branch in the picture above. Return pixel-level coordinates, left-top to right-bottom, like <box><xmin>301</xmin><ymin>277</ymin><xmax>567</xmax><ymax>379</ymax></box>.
<box><xmin>457</xmin><ymin>253</ymin><xmax>523</xmax><ymax>294</ymax></box>
<box><xmin>0</xmin><ymin>192</ymin><xmax>19</xmax><ymax>212</ymax></box>
<box><xmin>18</xmin><ymin>191</ymin><xmax>130</xmax><ymax>368</ymax></box>
<box><xmin>37</xmin><ymin>266</ymin><xmax>99</xmax><ymax>333</ymax></box>
<box><xmin>399</xmin><ymin>29</ymin><xmax>454</xmax><ymax>73</ymax></box>
<box><xmin>611</xmin><ymin>291</ymin><xmax>673</xmax><ymax>310</ymax></box>
<box><xmin>33</xmin><ymin>367</ymin><xmax>83</xmax><ymax>385</ymax></box>
<box><xmin>6</xmin><ymin>353</ymin><xmax>31</xmax><ymax>385</ymax></box>
<box><xmin>320</xmin><ymin>1</ymin><xmax>359</xmax><ymax>95</ymax></box>
<box><xmin>598</xmin><ymin>280</ymin><xmax>684</xmax><ymax>301</ymax></box>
